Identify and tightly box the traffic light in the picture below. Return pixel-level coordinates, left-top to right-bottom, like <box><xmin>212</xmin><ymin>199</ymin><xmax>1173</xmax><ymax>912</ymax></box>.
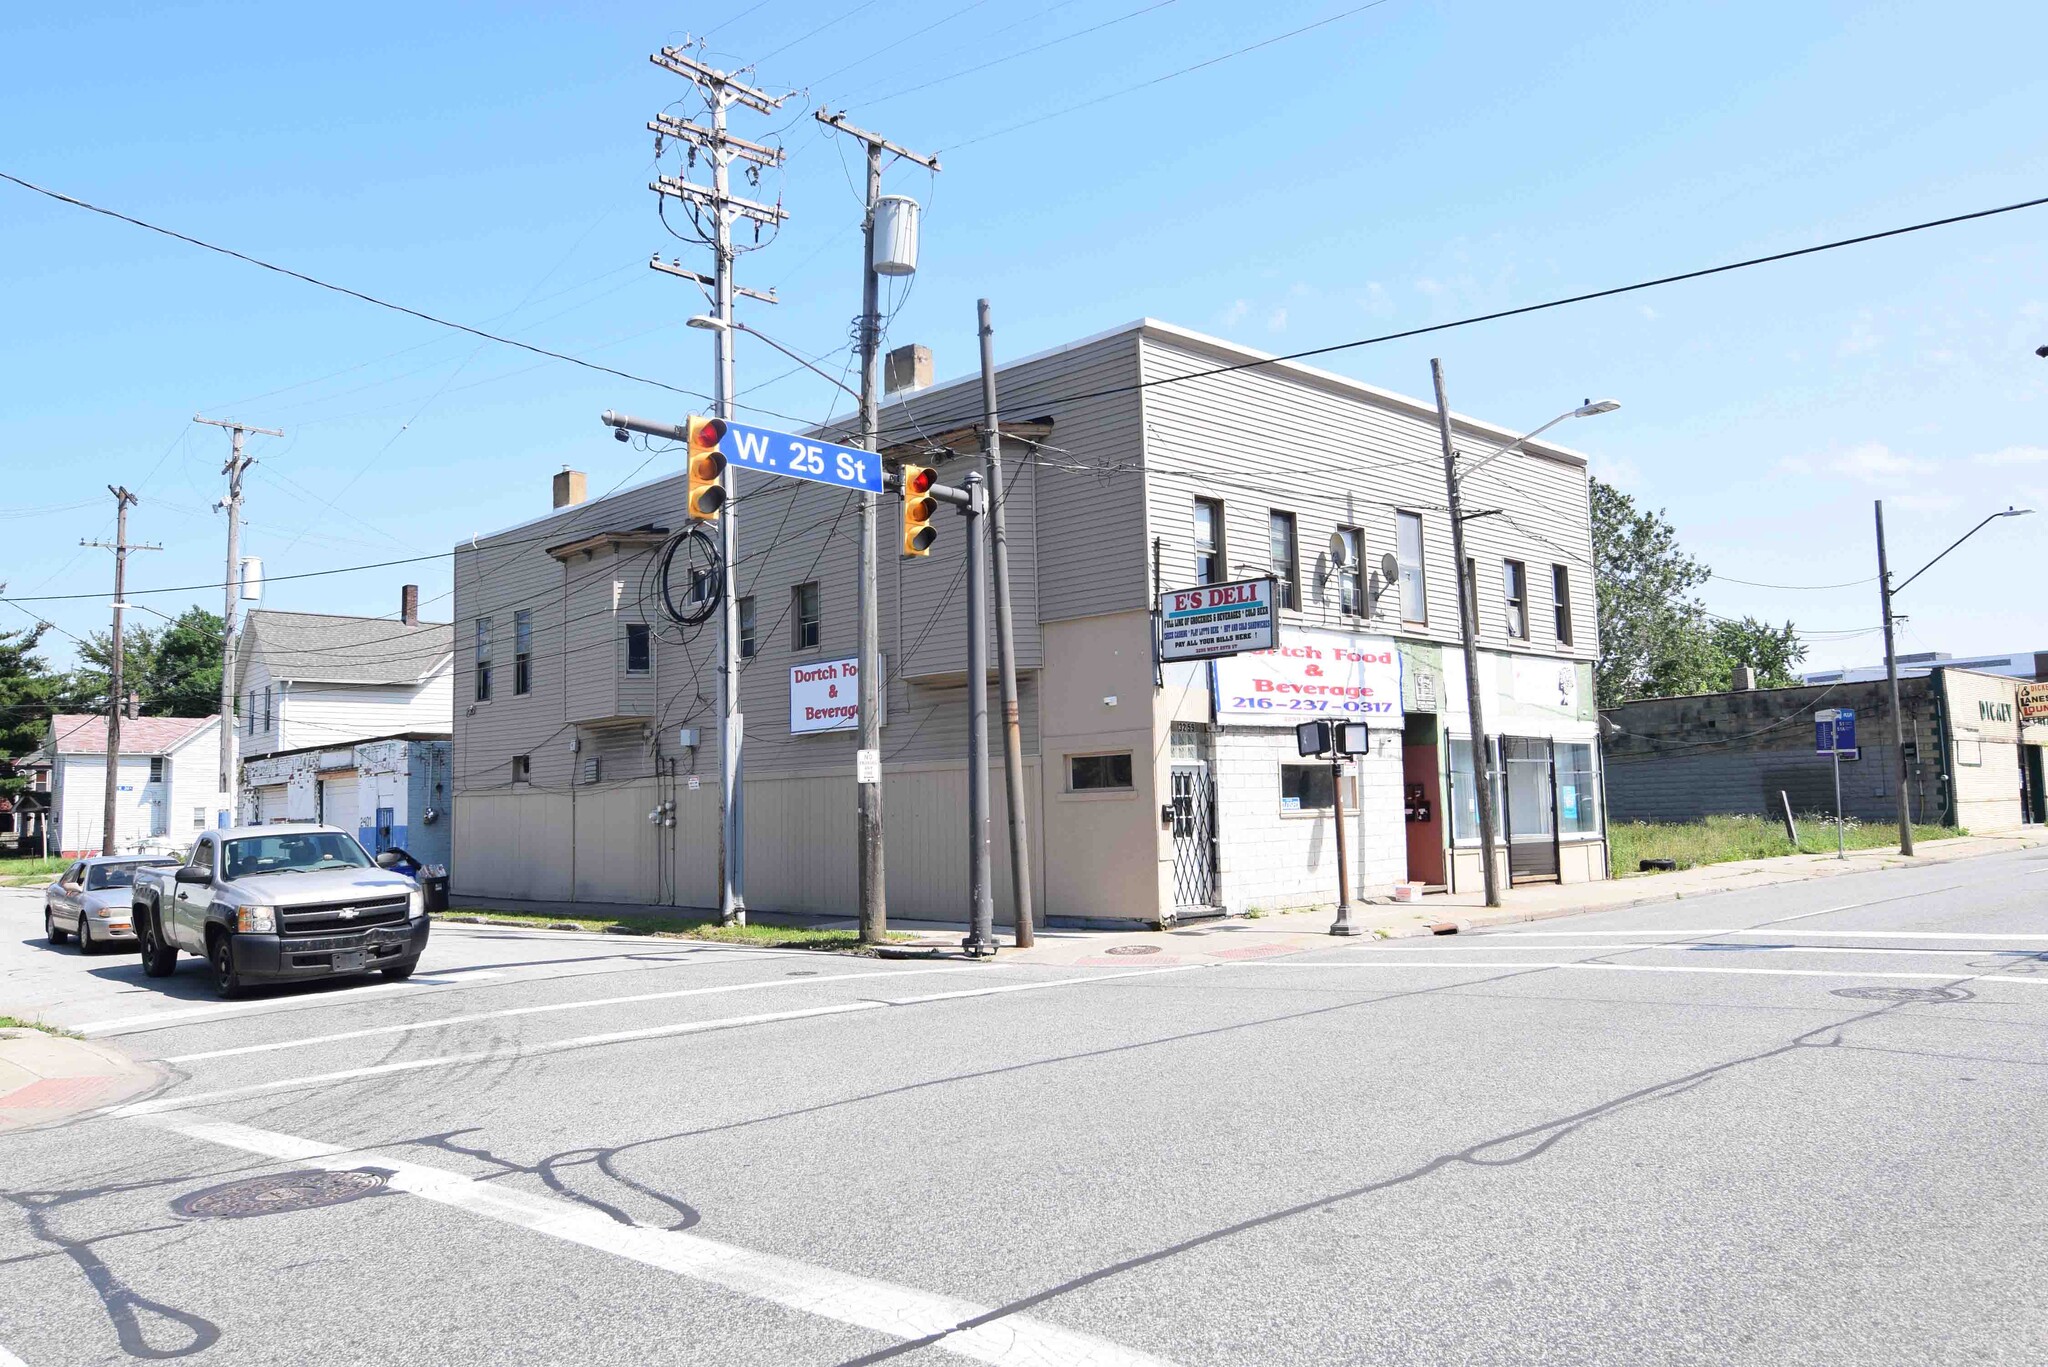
<box><xmin>900</xmin><ymin>464</ymin><xmax>937</xmax><ymax>557</ymax></box>
<box><xmin>685</xmin><ymin>415</ymin><xmax>727</xmax><ymax>521</ymax></box>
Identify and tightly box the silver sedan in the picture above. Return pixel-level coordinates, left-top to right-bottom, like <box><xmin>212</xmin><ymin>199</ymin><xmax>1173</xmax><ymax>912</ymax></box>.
<box><xmin>44</xmin><ymin>856</ymin><xmax>179</xmax><ymax>955</ymax></box>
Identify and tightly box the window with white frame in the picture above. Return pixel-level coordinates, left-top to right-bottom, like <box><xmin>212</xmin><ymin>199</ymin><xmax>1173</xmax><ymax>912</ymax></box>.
<box><xmin>1503</xmin><ymin>559</ymin><xmax>1528</xmax><ymax>640</ymax></box>
<box><xmin>1193</xmin><ymin>498</ymin><xmax>1224</xmax><ymax>585</ymax></box>
<box><xmin>1335</xmin><ymin>526</ymin><xmax>1364</xmax><ymax>617</ymax></box>
<box><xmin>1269</xmin><ymin>511</ymin><xmax>1299</xmax><ymax>611</ymax></box>
<box><xmin>1396</xmin><ymin>511</ymin><xmax>1427</xmax><ymax>623</ymax></box>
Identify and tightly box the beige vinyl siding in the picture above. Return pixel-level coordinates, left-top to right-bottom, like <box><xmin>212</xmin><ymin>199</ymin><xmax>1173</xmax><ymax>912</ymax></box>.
<box><xmin>1135</xmin><ymin>330</ymin><xmax>1598</xmax><ymax>662</ymax></box>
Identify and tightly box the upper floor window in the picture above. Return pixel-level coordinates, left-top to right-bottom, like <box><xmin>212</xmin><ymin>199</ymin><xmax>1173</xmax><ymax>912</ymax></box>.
<box><xmin>1335</xmin><ymin>526</ymin><xmax>1365</xmax><ymax>617</ymax></box>
<box><xmin>1268</xmin><ymin>511</ymin><xmax>1300</xmax><ymax>611</ymax></box>
<box><xmin>474</xmin><ymin>617</ymin><xmax>493</xmax><ymax>703</ymax></box>
<box><xmin>149</xmin><ymin>757</ymin><xmax>165</xmax><ymax>785</ymax></box>
<box><xmin>738</xmin><ymin>596</ymin><xmax>757</xmax><ymax>660</ymax></box>
<box><xmin>625</xmin><ymin>622</ymin><xmax>651</xmax><ymax>674</ymax></box>
<box><xmin>1552</xmin><ymin>564</ymin><xmax>1573</xmax><ymax>645</ymax></box>
<box><xmin>513</xmin><ymin>609</ymin><xmax>533</xmax><ymax>695</ymax></box>
<box><xmin>1193</xmin><ymin>499</ymin><xmax>1224</xmax><ymax>585</ymax></box>
<box><xmin>246</xmin><ymin>690</ymin><xmax>255</xmax><ymax>736</ymax></box>
<box><xmin>792</xmin><ymin>582</ymin><xmax>821</xmax><ymax>651</ymax></box>
<box><xmin>511</xmin><ymin>754</ymin><xmax>530</xmax><ymax>784</ymax></box>
<box><xmin>1395</xmin><ymin>511</ymin><xmax>1427</xmax><ymax>623</ymax></box>
<box><xmin>1503</xmin><ymin>559</ymin><xmax>1528</xmax><ymax>640</ymax></box>
<box><xmin>263</xmin><ymin>687</ymin><xmax>273</xmax><ymax>733</ymax></box>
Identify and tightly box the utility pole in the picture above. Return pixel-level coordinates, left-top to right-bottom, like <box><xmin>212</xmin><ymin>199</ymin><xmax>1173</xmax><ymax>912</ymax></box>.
<box><xmin>83</xmin><ymin>488</ymin><xmax>158</xmax><ymax>855</ymax></box>
<box><xmin>961</xmin><ymin>472</ymin><xmax>997</xmax><ymax>956</ymax></box>
<box><xmin>650</xmin><ymin>45</ymin><xmax>788</xmax><ymax>925</ymax></box>
<box><xmin>976</xmin><ymin>300</ymin><xmax>1033</xmax><ymax>946</ymax></box>
<box><xmin>1873</xmin><ymin>500</ymin><xmax>1915</xmax><ymax>856</ymax></box>
<box><xmin>194</xmin><ymin>415</ymin><xmax>281</xmax><ymax>825</ymax></box>
<box><xmin>1432</xmin><ymin>359</ymin><xmax>1502</xmax><ymax>908</ymax></box>
<box><xmin>815</xmin><ymin>109</ymin><xmax>940</xmax><ymax>947</ymax></box>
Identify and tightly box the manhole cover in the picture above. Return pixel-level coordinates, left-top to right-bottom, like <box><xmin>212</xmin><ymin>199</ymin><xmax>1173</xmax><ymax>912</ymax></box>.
<box><xmin>1104</xmin><ymin>945</ymin><xmax>1162</xmax><ymax>957</ymax></box>
<box><xmin>1831</xmin><ymin>985</ymin><xmax>1974</xmax><ymax>1005</ymax></box>
<box><xmin>173</xmin><ymin>1170</ymin><xmax>386</xmax><ymax>1219</ymax></box>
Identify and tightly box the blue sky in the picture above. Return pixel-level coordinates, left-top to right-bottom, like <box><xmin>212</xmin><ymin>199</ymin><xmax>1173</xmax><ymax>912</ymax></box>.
<box><xmin>3</xmin><ymin>0</ymin><xmax>2044</xmax><ymax>675</ymax></box>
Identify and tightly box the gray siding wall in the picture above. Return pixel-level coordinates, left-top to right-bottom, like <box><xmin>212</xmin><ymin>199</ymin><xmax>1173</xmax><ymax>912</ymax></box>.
<box><xmin>1136</xmin><ymin>331</ymin><xmax>1599</xmax><ymax>665</ymax></box>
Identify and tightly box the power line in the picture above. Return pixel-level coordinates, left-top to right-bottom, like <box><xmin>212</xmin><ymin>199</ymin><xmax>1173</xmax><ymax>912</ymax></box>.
<box><xmin>851</xmin><ymin>0</ymin><xmax>1181</xmax><ymax>108</ymax></box>
<box><xmin>1711</xmin><ymin>571</ymin><xmax>1876</xmax><ymax>591</ymax></box>
<box><xmin>942</xmin><ymin>0</ymin><xmax>1395</xmax><ymax>152</ymax></box>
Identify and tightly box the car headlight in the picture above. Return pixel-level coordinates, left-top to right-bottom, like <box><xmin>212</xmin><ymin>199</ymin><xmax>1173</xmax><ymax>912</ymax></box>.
<box><xmin>408</xmin><ymin>888</ymin><xmax>424</xmax><ymax>917</ymax></box>
<box><xmin>237</xmin><ymin>905</ymin><xmax>277</xmax><ymax>934</ymax></box>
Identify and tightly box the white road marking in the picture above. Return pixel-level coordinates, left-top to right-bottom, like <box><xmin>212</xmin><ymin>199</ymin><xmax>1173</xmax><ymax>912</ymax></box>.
<box><xmin>1236</xmin><ymin>961</ymin><xmax>2048</xmax><ymax>982</ymax></box>
<box><xmin>0</xmin><ymin>1342</ymin><xmax>28</xmax><ymax>1366</ymax></box>
<box><xmin>72</xmin><ymin>971</ymin><xmax>506</xmax><ymax>1036</ymax></box>
<box><xmin>163</xmin><ymin>964</ymin><xmax>995</xmax><ymax>1062</ymax></box>
<box><xmin>1356</xmin><ymin>944</ymin><xmax>2044</xmax><ymax>958</ymax></box>
<box><xmin>1474</xmin><ymin>930</ymin><xmax>2048</xmax><ymax>942</ymax></box>
<box><xmin>110</xmin><ymin>964</ymin><xmax>1204</xmax><ymax>1116</ymax></box>
<box><xmin>132</xmin><ymin>1112</ymin><xmax>1179</xmax><ymax>1367</ymax></box>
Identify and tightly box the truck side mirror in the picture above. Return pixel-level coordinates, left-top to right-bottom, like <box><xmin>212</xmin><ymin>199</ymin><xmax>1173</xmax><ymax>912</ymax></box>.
<box><xmin>375</xmin><ymin>850</ymin><xmax>404</xmax><ymax>870</ymax></box>
<box><xmin>173</xmin><ymin>866</ymin><xmax>211</xmax><ymax>886</ymax></box>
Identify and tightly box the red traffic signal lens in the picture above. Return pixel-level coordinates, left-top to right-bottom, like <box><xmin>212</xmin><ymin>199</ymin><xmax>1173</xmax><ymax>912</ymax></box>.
<box><xmin>694</xmin><ymin>417</ymin><xmax>727</xmax><ymax>448</ymax></box>
<box><xmin>906</xmin><ymin>467</ymin><xmax>935</xmax><ymax>494</ymax></box>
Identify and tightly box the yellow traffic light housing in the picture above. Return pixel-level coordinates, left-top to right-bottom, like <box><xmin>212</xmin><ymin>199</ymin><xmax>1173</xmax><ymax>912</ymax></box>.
<box><xmin>685</xmin><ymin>415</ymin><xmax>727</xmax><ymax>521</ymax></box>
<box><xmin>900</xmin><ymin>464</ymin><xmax>937</xmax><ymax>557</ymax></box>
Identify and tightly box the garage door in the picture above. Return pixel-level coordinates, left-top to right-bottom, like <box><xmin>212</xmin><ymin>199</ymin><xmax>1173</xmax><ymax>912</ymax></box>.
<box><xmin>255</xmin><ymin>785</ymin><xmax>288</xmax><ymax>824</ymax></box>
<box><xmin>320</xmin><ymin>773</ymin><xmax>359</xmax><ymax>835</ymax></box>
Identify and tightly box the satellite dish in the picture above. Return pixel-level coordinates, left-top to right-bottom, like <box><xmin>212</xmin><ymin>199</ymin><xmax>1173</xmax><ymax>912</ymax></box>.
<box><xmin>1327</xmin><ymin>531</ymin><xmax>1356</xmax><ymax>569</ymax></box>
<box><xmin>1378</xmin><ymin>552</ymin><xmax>1399</xmax><ymax>583</ymax></box>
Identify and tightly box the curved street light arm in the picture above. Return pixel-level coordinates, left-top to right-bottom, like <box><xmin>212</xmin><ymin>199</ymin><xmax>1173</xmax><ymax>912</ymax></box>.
<box><xmin>1893</xmin><ymin>507</ymin><xmax>2033</xmax><ymax>595</ymax></box>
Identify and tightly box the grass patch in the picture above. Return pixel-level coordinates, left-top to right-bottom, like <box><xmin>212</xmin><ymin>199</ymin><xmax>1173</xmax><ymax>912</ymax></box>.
<box><xmin>436</xmin><ymin>907</ymin><xmax>905</xmax><ymax>953</ymax></box>
<box><xmin>0</xmin><ymin>1016</ymin><xmax>82</xmax><ymax>1039</ymax></box>
<box><xmin>1609</xmin><ymin>813</ymin><xmax>1958</xmax><ymax>877</ymax></box>
<box><xmin>0</xmin><ymin>856</ymin><xmax>67</xmax><ymax>888</ymax></box>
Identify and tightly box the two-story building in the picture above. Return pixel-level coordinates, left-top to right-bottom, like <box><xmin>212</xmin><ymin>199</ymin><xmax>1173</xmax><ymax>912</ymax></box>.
<box><xmin>28</xmin><ymin>712</ymin><xmax>222</xmax><ymax>857</ymax></box>
<box><xmin>451</xmin><ymin>319</ymin><xmax>1608</xmax><ymax>925</ymax></box>
<box><xmin>233</xmin><ymin>589</ymin><xmax>455</xmax><ymax>868</ymax></box>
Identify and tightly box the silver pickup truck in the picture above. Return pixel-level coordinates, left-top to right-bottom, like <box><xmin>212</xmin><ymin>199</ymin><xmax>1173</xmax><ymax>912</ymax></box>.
<box><xmin>132</xmin><ymin>824</ymin><xmax>431</xmax><ymax>998</ymax></box>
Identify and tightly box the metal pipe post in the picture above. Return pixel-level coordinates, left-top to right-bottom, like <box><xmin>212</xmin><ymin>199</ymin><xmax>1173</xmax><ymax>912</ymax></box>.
<box><xmin>1874</xmin><ymin>500</ymin><xmax>1914</xmax><ymax>855</ymax></box>
<box><xmin>856</xmin><ymin>141</ymin><xmax>886</xmax><ymax>944</ymax></box>
<box><xmin>1432</xmin><ymin>359</ymin><xmax>1502</xmax><ymax>907</ymax></box>
<box><xmin>1833</xmin><ymin>748</ymin><xmax>1845</xmax><ymax>859</ymax></box>
<box><xmin>962</xmin><ymin>472</ymin><xmax>997</xmax><ymax>956</ymax></box>
<box><xmin>1329</xmin><ymin>754</ymin><xmax>1359</xmax><ymax>935</ymax></box>
<box><xmin>976</xmin><ymin>300</ymin><xmax>1033</xmax><ymax>946</ymax></box>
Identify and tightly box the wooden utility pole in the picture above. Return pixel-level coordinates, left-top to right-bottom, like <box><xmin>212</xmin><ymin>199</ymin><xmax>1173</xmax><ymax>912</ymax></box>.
<box><xmin>195</xmin><ymin>415</ymin><xmax>281</xmax><ymax>824</ymax></box>
<box><xmin>649</xmin><ymin>45</ymin><xmax>788</xmax><ymax>925</ymax></box>
<box><xmin>815</xmin><ymin>108</ymin><xmax>940</xmax><ymax>947</ymax></box>
<box><xmin>1432</xmin><ymin>359</ymin><xmax>1502</xmax><ymax>908</ymax></box>
<box><xmin>83</xmin><ymin>487</ymin><xmax>158</xmax><ymax>854</ymax></box>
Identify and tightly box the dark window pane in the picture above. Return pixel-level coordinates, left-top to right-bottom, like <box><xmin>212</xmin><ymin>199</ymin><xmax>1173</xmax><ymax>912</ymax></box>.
<box><xmin>1069</xmin><ymin>753</ymin><xmax>1133</xmax><ymax>791</ymax></box>
<box><xmin>1280</xmin><ymin>764</ymin><xmax>1335</xmax><ymax>812</ymax></box>
<box><xmin>626</xmin><ymin>623</ymin><xmax>651</xmax><ymax>673</ymax></box>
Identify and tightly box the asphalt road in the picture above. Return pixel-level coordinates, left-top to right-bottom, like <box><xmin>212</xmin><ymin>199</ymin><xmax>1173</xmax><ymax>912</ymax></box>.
<box><xmin>2</xmin><ymin>847</ymin><xmax>2045</xmax><ymax>1366</ymax></box>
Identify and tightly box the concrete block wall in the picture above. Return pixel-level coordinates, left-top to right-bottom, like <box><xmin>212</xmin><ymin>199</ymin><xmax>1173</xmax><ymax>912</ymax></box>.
<box><xmin>1211</xmin><ymin>726</ymin><xmax>1405</xmax><ymax>914</ymax></box>
<box><xmin>1604</xmin><ymin>742</ymin><xmax>1928</xmax><ymax>827</ymax></box>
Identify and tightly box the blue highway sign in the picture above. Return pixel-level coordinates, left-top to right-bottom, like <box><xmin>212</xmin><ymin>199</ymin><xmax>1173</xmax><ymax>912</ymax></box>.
<box><xmin>718</xmin><ymin>421</ymin><xmax>884</xmax><ymax>494</ymax></box>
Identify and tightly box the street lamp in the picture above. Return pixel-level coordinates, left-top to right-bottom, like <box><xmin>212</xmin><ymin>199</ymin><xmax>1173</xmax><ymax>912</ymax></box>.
<box><xmin>1429</xmin><ymin>363</ymin><xmax>1620</xmax><ymax>909</ymax></box>
<box><xmin>1875</xmin><ymin>503</ymin><xmax>2034</xmax><ymax>855</ymax></box>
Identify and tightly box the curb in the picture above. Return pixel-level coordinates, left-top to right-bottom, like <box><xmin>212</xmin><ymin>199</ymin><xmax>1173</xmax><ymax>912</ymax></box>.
<box><xmin>0</xmin><ymin>1029</ymin><xmax>159</xmax><ymax>1132</ymax></box>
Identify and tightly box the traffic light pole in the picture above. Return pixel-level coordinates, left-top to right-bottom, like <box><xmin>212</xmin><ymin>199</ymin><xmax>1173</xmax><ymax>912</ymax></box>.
<box><xmin>976</xmin><ymin>299</ymin><xmax>1034</xmax><ymax>947</ymax></box>
<box><xmin>961</xmin><ymin>471</ymin><xmax>997</xmax><ymax>956</ymax></box>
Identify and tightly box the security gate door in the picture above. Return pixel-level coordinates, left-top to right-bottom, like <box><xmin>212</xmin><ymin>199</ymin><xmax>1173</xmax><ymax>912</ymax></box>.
<box><xmin>1502</xmin><ymin>736</ymin><xmax>1561</xmax><ymax>885</ymax></box>
<box><xmin>1170</xmin><ymin>764</ymin><xmax>1219</xmax><ymax>910</ymax></box>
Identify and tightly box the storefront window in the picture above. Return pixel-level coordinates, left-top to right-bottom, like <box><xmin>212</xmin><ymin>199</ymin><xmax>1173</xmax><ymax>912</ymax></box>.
<box><xmin>1280</xmin><ymin>764</ymin><xmax>1335</xmax><ymax>813</ymax></box>
<box><xmin>1447</xmin><ymin>737</ymin><xmax>1501</xmax><ymax>843</ymax></box>
<box><xmin>1556</xmin><ymin>741</ymin><xmax>1600</xmax><ymax>835</ymax></box>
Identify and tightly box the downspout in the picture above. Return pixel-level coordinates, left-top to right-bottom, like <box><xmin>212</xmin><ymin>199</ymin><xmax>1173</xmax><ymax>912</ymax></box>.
<box><xmin>1932</xmin><ymin>667</ymin><xmax>1957</xmax><ymax>829</ymax></box>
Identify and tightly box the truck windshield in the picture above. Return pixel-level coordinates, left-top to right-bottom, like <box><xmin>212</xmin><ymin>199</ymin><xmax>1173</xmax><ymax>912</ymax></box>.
<box><xmin>86</xmin><ymin>861</ymin><xmax>176</xmax><ymax>891</ymax></box>
<box><xmin>223</xmin><ymin>832</ymin><xmax>375</xmax><ymax>880</ymax></box>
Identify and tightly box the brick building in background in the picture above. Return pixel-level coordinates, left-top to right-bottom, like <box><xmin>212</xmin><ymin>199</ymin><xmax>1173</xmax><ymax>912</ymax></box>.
<box><xmin>1603</xmin><ymin>666</ymin><xmax>2046</xmax><ymax>832</ymax></box>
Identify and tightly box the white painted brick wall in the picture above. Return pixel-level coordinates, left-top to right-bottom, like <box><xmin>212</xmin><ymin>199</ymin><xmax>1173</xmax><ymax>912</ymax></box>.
<box><xmin>1210</xmin><ymin>726</ymin><xmax>1407</xmax><ymax>914</ymax></box>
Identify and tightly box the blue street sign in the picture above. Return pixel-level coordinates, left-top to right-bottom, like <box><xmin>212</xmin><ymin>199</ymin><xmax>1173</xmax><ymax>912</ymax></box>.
<box><xmin>1815</xmin><ymin>708</ymin><xmax>1857</xmax><ymax>755</ymax></box>
<box><xmin>717</xmin><ymin>421</ymin><xmax>884</xmax><ymax>494</ymax></box>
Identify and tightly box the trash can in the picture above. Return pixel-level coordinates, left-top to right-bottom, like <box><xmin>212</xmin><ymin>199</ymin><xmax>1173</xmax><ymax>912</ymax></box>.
<box><xmin>422</xmin><ymin>872</ymin><xmax>451</xmax><ymax>915</ymax></box>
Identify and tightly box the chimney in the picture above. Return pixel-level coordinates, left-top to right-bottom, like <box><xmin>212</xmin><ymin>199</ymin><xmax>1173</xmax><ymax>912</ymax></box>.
<box><xmin>884</xmin><ymin>343</ymin><xmax>933</xmax><ymax>396</ymax></box>
<box><xmin>401</xmin><ymin>584</ymin><xmax>420</xmax><ymax>627</ymax></box>
<box><xmin>1731</xmin><ymin>665</ymin><xmax>1757</xmax><ymax>691</ymax></box>
<box><xmin>553</xmin><ymin>468</ymin><xmax>587</xmax><ymax>510</ymax></box>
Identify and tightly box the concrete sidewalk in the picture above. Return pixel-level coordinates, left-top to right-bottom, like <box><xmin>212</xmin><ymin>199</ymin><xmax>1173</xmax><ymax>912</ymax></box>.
<box><xmin>0</xmin><ymin>1027</ymin><xmax>159</xmax><ymax>1131</ymax></box>
<box><xmin>450</xmin><ymin>831</ymin><xmax>2046</xmax><ymax>965</ymax></box>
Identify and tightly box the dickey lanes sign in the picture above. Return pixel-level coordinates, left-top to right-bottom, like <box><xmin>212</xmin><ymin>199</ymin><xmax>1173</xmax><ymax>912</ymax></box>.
<box><xmin>1212</xmin><ymin>626</ymin><xmax>1404</xmax><ymax>727</ymax></box>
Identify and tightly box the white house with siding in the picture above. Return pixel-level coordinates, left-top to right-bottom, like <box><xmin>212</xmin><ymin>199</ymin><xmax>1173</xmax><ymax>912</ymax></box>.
<box><xmin>29</xmin><ymin>713</ymin><xmax>221</xmax><ymax>857</ymax></box>
<box><xmin>451</xmin><ymin>318</ymin><xmax>1608</xmax><ymax>926</ymax></box>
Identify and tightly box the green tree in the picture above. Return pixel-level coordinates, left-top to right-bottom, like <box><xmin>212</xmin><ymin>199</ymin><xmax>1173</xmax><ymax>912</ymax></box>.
<box><xmin>1592</xmin><ymin>479</ymin><xmax>1717</xmax><ymax>706</ymax></box>
<box><xmin>1709</xmin><ymin>615</ymin><xmax>1807</xmax><ymax>689</ymax></box>
<box><xmin>66</xmin><ymin>623</ymin><xmax>160</xmax><ymax>716</ymax></box>
<box><xmin>0</xmin><ymin>623</ymin><xmax>68</xmax><ymax>797</ymax></box>
<box><xmin>144</xmin><ymin>607</ymin><xmax>225</xmax><ymax>717</ymax></box>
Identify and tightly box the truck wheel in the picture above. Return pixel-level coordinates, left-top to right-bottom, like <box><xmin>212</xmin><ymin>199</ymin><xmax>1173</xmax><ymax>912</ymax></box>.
<box><xmin>45</xmin><ymin>904</ymin><xmax>68</xmax><ymax>946</ymax></box>
<box><xmin>138</xmin><ymin>908</ymin><xmax>178</xmax><ymax>978</ymax></box>
<box><xmin>206</xmin><ymin>930</ymin><xmax>244</xmax><ymax>1000</ymax></box>
<box><xmin>380</xmin><ymin>959</ymin><xmax>417</xmax><ymax>982</ymax></box>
